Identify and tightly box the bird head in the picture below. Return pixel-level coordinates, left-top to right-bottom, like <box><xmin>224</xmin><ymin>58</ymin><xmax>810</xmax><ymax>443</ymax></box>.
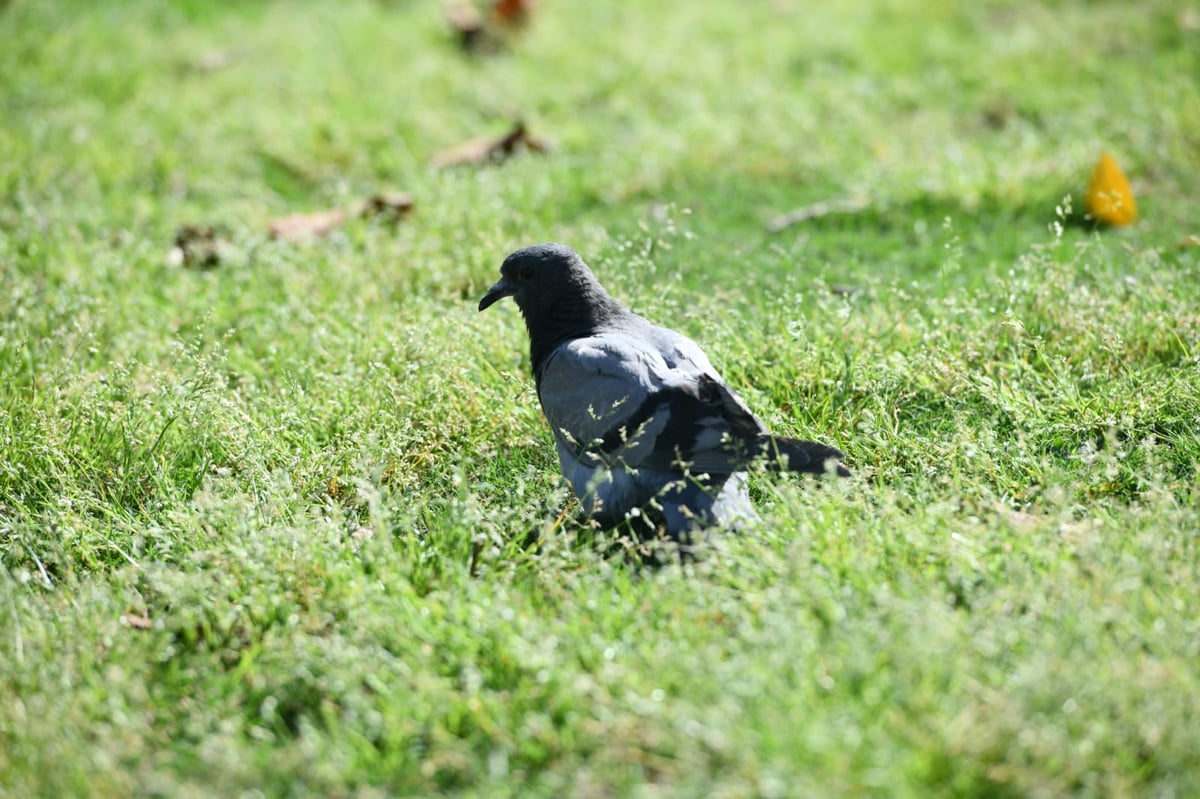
<box><xmin>477</xmin><ymin>242</ymin><xmax>595</xmax><ymax>316</ymax></box>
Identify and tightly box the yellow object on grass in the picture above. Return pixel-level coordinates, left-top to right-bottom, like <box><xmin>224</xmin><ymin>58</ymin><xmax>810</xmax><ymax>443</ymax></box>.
<box><xmin>1086</xmin><ymin>151</ymin><xmax>1137</xmax><ymax>226</ymax></box>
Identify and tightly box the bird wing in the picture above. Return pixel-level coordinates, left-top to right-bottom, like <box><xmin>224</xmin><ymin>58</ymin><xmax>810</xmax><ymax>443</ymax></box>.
<box><xmin>537</xmin><ymin>325</ymin><xmax>769</xmax><ymax>476</ymax></box>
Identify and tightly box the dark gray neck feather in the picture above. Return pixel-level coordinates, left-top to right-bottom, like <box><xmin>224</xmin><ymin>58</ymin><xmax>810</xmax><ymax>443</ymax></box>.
<box><xmin>527</xmin><ymin>284</ymin><xmax>628</xmax><ymax>384</ymax></box>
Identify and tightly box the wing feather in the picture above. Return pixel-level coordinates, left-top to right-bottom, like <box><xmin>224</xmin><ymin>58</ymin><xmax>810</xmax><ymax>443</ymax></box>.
<box><xmin>537</xmin><ymin>326</ymin><xmax>772</xmax><ymax>474</ymax></box>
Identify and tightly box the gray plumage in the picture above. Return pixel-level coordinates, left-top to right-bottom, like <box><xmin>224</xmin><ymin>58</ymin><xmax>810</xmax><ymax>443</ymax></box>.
<box><xmin>479</xmin><ymin>242</ymin><xmax>850</xmax><ymax>540</ymax></box>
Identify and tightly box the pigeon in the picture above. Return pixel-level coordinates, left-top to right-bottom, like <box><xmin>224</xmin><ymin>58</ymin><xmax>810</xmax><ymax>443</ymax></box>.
<box><xmin>479</xmin><ymin>242</ymin><xmax>850</xmax><ymax>541</ymax></box>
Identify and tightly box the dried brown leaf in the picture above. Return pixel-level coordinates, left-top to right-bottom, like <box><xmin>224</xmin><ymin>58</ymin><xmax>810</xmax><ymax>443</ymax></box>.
<box><xmin>122</xmin><ymin>613</ymin><xmax>153</xmax><ymax>631</ymax></box>
<box><xmin>492</xmin><ymin>0</ymin><xmax>536</xmax><ymax>26</ymax></box>
<box><xmin>169</xmin><ymin>224</ymin><xmax>223</xmax><ymax>269</ymax></box>
<box><xmin>268</xmin><ymin>208</ymin><xmax>348</xmax><ymax>241</ymax></box>
<box><xmin>268</xmin><ymin>191</ymin><xmax>413</xmax><ymax>242</ymax></box>
<box><xmin>358</xmin><ymin>191</ymin><xmax>415</xmax><ymax>220</ymax></box>
<box><xmin>431</xmin><ymin>121</ymin><xmax>547</xmax><ymax>168</ymax></box>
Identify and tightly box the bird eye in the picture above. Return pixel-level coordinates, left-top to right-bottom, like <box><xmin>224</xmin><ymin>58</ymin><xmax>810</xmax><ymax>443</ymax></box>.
<box><xmin>519</xmin><ymin>264</ymin><xmax>533</xmax><ymax>281</ymax></box>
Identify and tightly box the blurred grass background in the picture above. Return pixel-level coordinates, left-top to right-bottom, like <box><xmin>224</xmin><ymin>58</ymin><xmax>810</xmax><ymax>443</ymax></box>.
<box><xmin>2</xmin><ymin>1</ymin><xmax>1199</xmax><ymax>796</ymax></box>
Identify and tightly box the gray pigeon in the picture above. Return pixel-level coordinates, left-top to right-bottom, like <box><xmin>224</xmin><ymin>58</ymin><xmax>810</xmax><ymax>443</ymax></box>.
<box><xmin>479</xmin><ymin>242</ymin><xmax>850</xmax><ymax>541</ymax></box>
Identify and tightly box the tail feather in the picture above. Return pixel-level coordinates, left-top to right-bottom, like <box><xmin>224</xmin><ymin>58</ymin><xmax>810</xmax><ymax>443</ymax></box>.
<box><xmin>760</xmin><ymin>435</ymin><xmax>851</xmax><ymax>477</ymax></box>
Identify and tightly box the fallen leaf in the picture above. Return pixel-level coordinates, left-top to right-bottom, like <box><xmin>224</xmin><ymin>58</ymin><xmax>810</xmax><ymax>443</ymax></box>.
<box><xmin>169</xmin><ymin>224</ymin><xmax>223</xmax><ymax>269</ymax></box>
<box><xmin>122</xmin><ymin>613</ymin><xmax>152</xmax><ymax>631</ymax></box>
<box><xmin>431</xmin><ymin>121</ymin><xmax>547</xmax><ymax>168</ymax></box>
<box><xmin>492</xmin><ymin>0</ymin><xmax>535</xmax><ymax>25</ymax></box>
<box><xmin>268</xmin><ymin>191</ymin><xmax>414</xmax><ymax>242</ymax></box>
<box><xmin>1179</xmin><ymin>234</ymin><xmax>1200</xmax><ymax>250</ymax></box>
<box><xmin>268</xmin><ymin>208</ymin><xmax>348</xmax><ymax>241</ymax></box>
<box><xmin>1085</xmin><ymin>151</ymin><xmax>1137</xmax><ymax>226</ymax></box>
<box><xmin>357</xmin><ymin>191</ymin><xmax>415</xmax><ymax>220</ymax></box>
<box><xmin>766</xmin><ymin>196</ymin><xmax>872</xmax><ymax>233</ymax></box>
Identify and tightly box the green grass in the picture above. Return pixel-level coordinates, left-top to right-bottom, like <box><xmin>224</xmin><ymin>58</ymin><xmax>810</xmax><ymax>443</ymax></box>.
<box><xmin>2</xmin><ymin>0</ymin><xmax>1199</xmax><ymax>796</ymax></box>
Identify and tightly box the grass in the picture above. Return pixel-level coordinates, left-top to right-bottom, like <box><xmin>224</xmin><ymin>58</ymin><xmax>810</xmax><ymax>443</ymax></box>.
<box><xmin>2</xmin><ymin>0</ymin><xmax>1199</xmax><ymax>796</ymax></box>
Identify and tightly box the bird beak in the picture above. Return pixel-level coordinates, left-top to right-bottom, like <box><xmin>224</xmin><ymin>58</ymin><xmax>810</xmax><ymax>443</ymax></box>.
<box><xmin>478</xmin><ymin>277</ymin><xmax>516</xmax><ymax>311</ymax></box>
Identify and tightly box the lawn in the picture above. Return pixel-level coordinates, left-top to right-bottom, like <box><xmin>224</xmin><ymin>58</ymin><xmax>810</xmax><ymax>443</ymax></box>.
<box><xmin>2</xmin><ymin>0</ymin><xmax>1199</xmax><ymax>796</ymax></box>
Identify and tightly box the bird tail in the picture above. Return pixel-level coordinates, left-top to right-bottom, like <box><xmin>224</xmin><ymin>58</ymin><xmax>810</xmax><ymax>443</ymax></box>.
<box><xmin>760</xmin><ymin>435</ymin><xmax>851</xmax><ymax>477</ymax></box>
